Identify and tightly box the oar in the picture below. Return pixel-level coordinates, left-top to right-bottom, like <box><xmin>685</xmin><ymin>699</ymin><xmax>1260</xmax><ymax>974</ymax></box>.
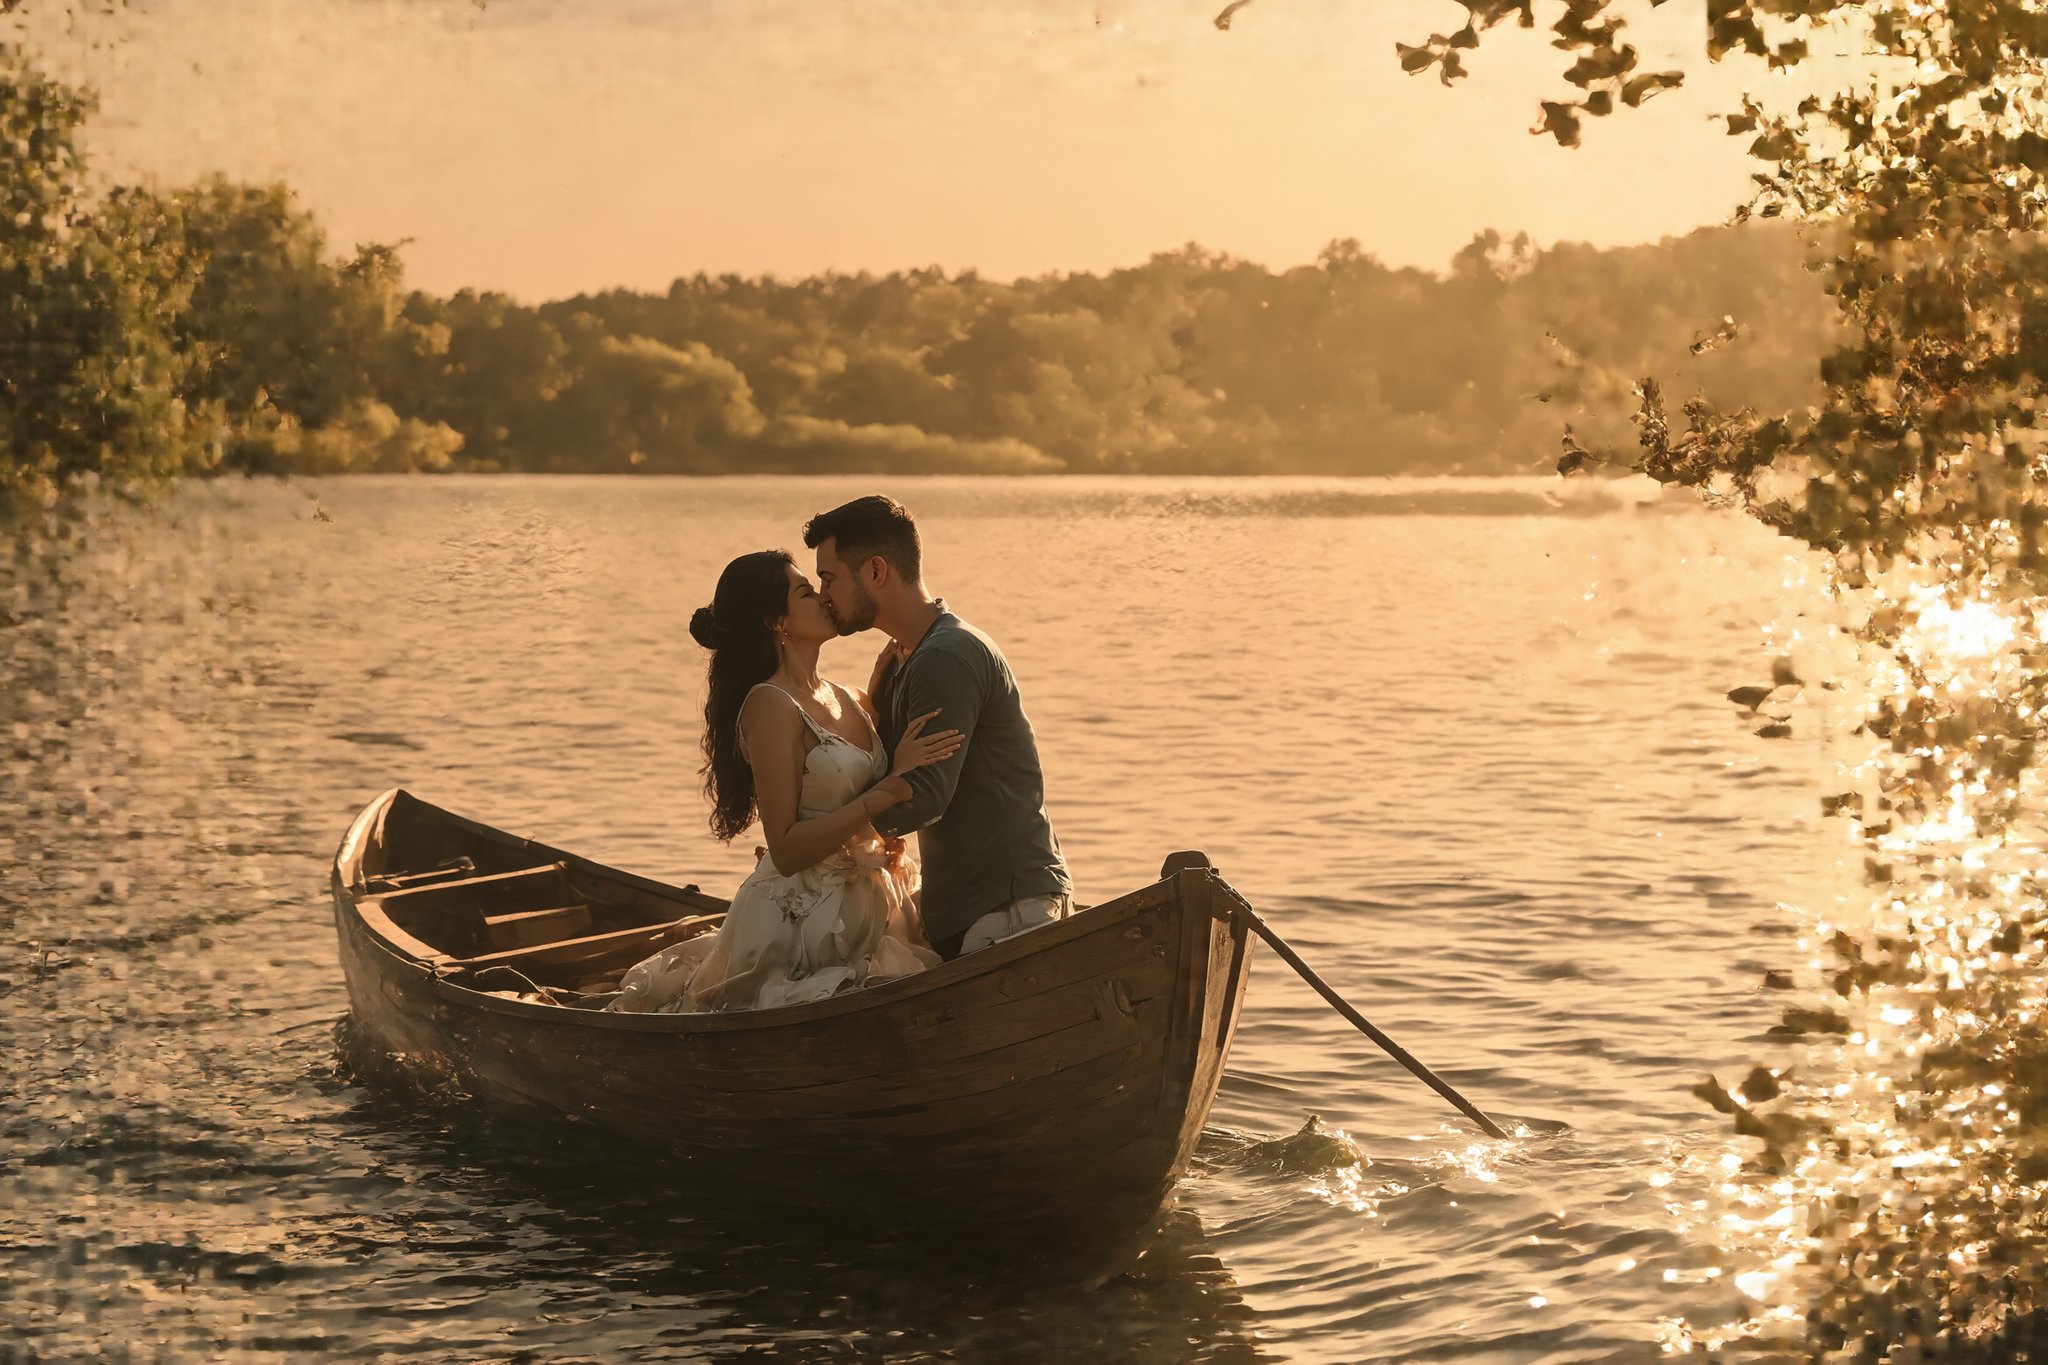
<box><xmin>1210</xmin><ymin>874</ymin><xmax>1511</xmax><ymax>1140</ymax></box>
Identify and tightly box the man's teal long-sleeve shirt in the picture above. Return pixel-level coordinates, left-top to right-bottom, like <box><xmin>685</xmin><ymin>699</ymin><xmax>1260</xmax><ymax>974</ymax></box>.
<box><xmin>870</xmin><ymin>603</ymin><xmax>1070</xmax><ymax>944</ymax></box>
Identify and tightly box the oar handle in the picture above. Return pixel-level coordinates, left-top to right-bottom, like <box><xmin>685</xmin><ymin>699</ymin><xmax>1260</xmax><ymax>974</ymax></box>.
<box><xmin>1215</xmin><ymin>878</ymin><xmax>1510</xmax><ymax>1140</ymax></box>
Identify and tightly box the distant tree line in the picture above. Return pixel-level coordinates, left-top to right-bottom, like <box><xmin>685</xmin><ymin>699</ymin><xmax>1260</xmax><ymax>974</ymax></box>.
<box><xmin>2</xmin><ymin>39</ymin><xmax>1845</xmax><ymax>511</ymax></box>
<box><xmin>392</xmin><ymin>224</ymin><xmax>1840</xmax><ymax>478</ymax></box>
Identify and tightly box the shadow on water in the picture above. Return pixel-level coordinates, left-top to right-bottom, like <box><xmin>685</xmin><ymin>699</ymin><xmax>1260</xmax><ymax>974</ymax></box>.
<box><xmin>329</xmin><ymin>1018</ymin><xmax>1275</xmax><ymax>1363</ymax></box>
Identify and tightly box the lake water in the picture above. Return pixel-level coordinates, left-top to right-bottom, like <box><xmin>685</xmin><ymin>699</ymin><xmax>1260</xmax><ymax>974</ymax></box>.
<box><xmin>1</xmin><ymin>475</ymin><xmax>1868</xmax><ymax>1362</ymax></box>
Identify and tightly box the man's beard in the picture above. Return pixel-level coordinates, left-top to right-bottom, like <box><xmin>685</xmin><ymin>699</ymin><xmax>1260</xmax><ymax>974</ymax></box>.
<box><xmin>834</xmin><ymin>583</ymin><xmax>878</xmax><ymax>636</ymax></box>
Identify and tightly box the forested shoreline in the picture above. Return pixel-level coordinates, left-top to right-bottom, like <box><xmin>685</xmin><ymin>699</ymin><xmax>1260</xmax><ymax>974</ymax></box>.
<box><xmin>401</xmin><ymin>222</ymin><xmax>1842</xmax><ymax>479</ymax></box>
<box><xmin>4</xmin><ymin>41</ymin><xmax>1844</xmax><ymax>509</ymax></box>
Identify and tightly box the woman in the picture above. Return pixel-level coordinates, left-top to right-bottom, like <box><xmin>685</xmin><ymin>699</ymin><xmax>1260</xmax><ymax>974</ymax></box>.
<box><xmin>607</xmin><ymin>550</ymin><xmax>955</xmax><ymax>1013</ymax></box>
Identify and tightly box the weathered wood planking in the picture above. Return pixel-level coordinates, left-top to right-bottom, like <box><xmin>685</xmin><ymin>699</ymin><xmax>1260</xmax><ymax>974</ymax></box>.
<box><xmin>331</xmin><ymin>788</ymin><xmax>1256</xmax><ymax>1248</ymax></box>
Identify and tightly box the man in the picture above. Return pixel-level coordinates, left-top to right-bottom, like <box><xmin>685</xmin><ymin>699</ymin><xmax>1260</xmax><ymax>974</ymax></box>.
<box><xmin>804</xmin><ymin>495</ymin><xmax>1072</xmax><ymax>960</ymax></box>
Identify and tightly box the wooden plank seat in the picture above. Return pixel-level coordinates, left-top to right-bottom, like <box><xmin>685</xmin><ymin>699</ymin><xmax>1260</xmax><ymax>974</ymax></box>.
<box><xmin>379</xmin><ymin>861</ymin><xmax>574</xmax><ymax>913</ymax></box>
<box><xmin>447</xmin><ymin>913</ymin><xmax>723</xmax><ymax>981</ymax></box>
<box><xmin>376</xmin><ymin>862</ymin><xmax>578</xmax><ymax>957</ymax></box>
<box><xmin>483</xmin><ymin>903</ymin><xmax>594</xmax><ymax>950</ymax></box>
<box><xmin>364</xmin><ymin>857</ymin><xmax>475</xmax><ymax>893</ymax></box>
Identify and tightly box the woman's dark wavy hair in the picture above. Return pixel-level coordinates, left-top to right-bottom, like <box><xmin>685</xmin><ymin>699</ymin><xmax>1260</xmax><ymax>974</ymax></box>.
<box><xmin>688</xmin><ymin>549</ymin><xmax>793</xmax><ymax>841</ymax></box>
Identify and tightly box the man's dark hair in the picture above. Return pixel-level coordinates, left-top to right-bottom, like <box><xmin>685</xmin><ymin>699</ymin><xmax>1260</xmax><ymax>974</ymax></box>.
<box><xmin>803</xmin><ymin>495</ymin><xmax>922</xmax><ymax>583</ymax></box>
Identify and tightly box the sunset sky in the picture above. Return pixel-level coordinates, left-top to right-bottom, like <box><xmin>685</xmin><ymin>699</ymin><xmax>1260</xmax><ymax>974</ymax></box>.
<box><xmin>16</xmin><ymin>0</ymin><xmax>1835</xmax><ymax>300</ymax></box>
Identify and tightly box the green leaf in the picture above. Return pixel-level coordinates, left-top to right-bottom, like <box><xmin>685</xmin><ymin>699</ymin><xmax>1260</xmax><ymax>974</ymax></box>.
<box><xmin>1693</xmin><ymin>1075</ymin><xmax>1740</xmax><ymax>1114</ymax></box>
<box><xmin>1533</xmin><ymin>100</ymin><xmax>1582</xmax><ymax>147</ymax></box>
<box><xmin>1621</xmin><ymin>71</ymin><xmax>1683</xmax><ymax>107</ymax></box>
<box><xmin>1748</xmin><ymin>128</ymin><xmax>1799</xmax><ymax>161</ymax></box>
<box><xmin>1395</xmin><ymin>40</ymin><xmax>1437</xmax><ymax>74</ymax></box>
<box><xmin>1769</xmin><ymin>39</ymin><xmax>1809</xmax><ymax>70</ymax></box>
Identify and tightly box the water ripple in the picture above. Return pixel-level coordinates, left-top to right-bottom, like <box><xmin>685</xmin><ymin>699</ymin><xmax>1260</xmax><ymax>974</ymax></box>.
<box><xmin>0</xmin><ymin>475</ymin><xmax>1855</xmax><ymax>1361</ymax></box>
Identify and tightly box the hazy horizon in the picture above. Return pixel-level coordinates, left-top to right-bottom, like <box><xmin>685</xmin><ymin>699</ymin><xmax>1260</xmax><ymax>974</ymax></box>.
<box><xmin>7</xmin><ymin>0</ymin><xmax>1846</xmax><ymax>303</ymax></box>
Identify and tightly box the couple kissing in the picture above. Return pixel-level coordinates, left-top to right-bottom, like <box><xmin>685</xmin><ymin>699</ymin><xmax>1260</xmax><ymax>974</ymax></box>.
<box><xmin>609</xmin><ymin>495</ymin><xmax>1071</xmax><ymax>1014</ymax></box>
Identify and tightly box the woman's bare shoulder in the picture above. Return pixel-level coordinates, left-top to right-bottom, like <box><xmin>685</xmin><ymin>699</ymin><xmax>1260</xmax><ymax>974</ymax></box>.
<box><xmin>739</xmin><ymin>685</ymin><xmax>804</xmax><ymax>738</ymax></box>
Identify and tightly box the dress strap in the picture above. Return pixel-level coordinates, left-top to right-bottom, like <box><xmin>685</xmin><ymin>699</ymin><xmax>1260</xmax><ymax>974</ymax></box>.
<box><xmin>744</xmin><ymin>682</ymin><xmax>831</xmax><ymax>740</ymax></box>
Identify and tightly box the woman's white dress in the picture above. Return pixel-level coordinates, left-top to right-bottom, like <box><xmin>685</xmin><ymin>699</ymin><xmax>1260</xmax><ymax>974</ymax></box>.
<box><xmin>607</xmin><ymin>685</ymin><xmax>938</xmax><ymax>1013</ymax></box>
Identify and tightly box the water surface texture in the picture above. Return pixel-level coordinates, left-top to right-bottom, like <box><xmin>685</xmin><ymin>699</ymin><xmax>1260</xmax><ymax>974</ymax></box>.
<box><xmin>2</xmin><ymin>476</ymin><xmax>1862</xmax><ymax>1362</ymax></box>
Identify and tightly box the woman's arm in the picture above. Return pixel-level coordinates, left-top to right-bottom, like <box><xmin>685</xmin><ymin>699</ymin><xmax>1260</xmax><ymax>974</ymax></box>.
<box><xmin>741</xmin><ymin>692</ymin><xmax>947</xmax><ymax>877</ymax></box>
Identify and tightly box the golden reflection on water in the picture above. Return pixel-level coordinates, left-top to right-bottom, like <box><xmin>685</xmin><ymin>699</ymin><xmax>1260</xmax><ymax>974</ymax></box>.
<box><xmin>1677</xmin><ymin>567</ymin><xmax>2048</xmax><ymax>1353</ymax></box>
<box><xmin>1902</xmin><ymin>591</ymin><xmax>2020</xmax><ymax>668</ymax></box>
<box><xmin>1437</xmin><ymin>1139</ymin><xmax>1506</xmax><ymax>1187</ymax></box>
<box><xmin>1304</xmin><ymin>1162</ymin><xmax>1382</xmax><ymax>1216</ymax></box>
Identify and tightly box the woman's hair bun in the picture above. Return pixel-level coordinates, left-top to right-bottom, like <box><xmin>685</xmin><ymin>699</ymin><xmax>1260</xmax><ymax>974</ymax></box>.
<box><xmin>688</xmin><ymin>606</ymin><xmax>720</xmax><ymax>650</ymax></box>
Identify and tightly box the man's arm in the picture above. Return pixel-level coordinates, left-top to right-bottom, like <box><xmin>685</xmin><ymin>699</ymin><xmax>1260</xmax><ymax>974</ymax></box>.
<box><xmin>870</xmin><ymin>651</ymin><xmax>981</xmax><ymax>837</ymax></box>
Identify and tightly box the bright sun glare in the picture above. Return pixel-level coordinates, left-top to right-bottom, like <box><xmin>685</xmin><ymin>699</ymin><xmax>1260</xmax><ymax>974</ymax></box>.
<box><xmin>1902</xmin><ymin>591</ymin><xmax>2018</xmax><ymax>666</ymax></box>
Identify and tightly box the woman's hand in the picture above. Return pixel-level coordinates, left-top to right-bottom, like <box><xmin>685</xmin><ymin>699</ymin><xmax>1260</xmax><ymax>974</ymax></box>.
<box><xmin>867</xmin><ymin>639</ymin><xmax>909</xmax><ymax>700</ymax></box>
<box><xmin>890</xmin><ymin>708</ymin><xmax>962</xmax><ymax>779</ymax></box>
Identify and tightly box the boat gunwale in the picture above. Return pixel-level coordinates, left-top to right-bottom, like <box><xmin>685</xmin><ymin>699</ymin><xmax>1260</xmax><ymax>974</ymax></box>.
<box><xmin>334</xmin><ymin>788</ymin><xmax>1204</xmax><ymax>1037</ymax></box>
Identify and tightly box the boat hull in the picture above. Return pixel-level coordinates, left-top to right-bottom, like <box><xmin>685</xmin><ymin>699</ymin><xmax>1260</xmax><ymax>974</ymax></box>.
<box><xmin>332</xmin><ymin>790</ymin><xmax>1254</xmax><ymax>1246</ymax></box>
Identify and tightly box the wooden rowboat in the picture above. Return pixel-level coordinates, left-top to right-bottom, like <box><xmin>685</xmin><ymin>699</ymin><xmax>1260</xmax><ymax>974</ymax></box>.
<box><xmin>331</xmin><ymin>789</ymin><xmax>1257</xmax><ymax>1250</ymax></box>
